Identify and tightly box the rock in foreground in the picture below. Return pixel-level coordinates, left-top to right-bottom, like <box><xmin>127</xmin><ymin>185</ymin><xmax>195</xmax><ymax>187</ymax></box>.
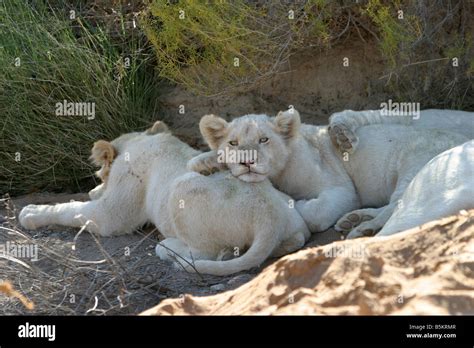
<box><xmin>142</xmin><ymin>211</ymin><xmax>474</xmax><ymax>315</ymax></box>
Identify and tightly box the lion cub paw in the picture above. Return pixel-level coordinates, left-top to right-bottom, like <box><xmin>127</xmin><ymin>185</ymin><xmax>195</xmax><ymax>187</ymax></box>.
<box><xmin>328</xmin><ymin>123</ymin><xmax>359</xmax><ymax>154</ymax></box>
<box><xmin>187</xmin><ymin>152</ymin><xmax>224</xmax><ymax>176</ymax></box>
<box><xmin>335</xmin><ymin>209</ymin><xmax>386</xmax><ymax>239</ymax></box>
<box><xmin>346</xmin><ymin>221</ymin><xmax>380</xmax><ymax>239</ymax></box>
<box><xmin>18</xmin><ymin>205</ymin><xmax>43</xmax><ymax>230</ymax></box>
<box><xmin>334</xmin><ymin>210</ymin><xmax>374</xmax><ymax>233</ymax></box>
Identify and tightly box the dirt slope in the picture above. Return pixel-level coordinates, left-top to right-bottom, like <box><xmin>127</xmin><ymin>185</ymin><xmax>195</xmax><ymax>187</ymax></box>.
<box><xmin>159</xmin><ymin>42</ymin><xmax>389</xmax><ymax>149</ymax></box>
<box><xmin>142</xmin><ymin>210</ymin><xmax>474</xmax><ymax>315</ymax></box>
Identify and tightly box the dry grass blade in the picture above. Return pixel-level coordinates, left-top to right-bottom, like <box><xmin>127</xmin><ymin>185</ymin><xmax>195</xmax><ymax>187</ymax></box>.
<box><xmin>0</xmin><ymin>281</ymin><xmax>35</xmax><ymax>310</ymax></box>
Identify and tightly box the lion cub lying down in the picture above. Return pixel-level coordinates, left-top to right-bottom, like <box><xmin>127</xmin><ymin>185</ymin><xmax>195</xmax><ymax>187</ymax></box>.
<box><xmin>379</xmin><ymin>140</ymin><xmax>474</xmax><ymax>235</ymax></box>
<box><xmin>189</xmin><ymin>109</ymin><xmax>470</xmax><ymax>238</ymax></box>
<box><xmin>19</xmin><ymin>122</ymin><xmax>309</xmax><ymax>276</ymax></box>
<box><xmin>326</xmin><ymin>110</ymin><xmax>474</xmax><ymax>236</ymax></box>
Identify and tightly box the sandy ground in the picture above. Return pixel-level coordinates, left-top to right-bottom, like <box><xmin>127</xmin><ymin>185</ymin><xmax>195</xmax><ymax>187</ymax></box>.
<box><xmin>143</xmin><ymin>210</ymin><xmax>474</xmax><ymax>315</ymax></box>
<box><xmin>0</xmin><ymin>192</ymin><xmax>341</xmax><ymax>315</ymax></box>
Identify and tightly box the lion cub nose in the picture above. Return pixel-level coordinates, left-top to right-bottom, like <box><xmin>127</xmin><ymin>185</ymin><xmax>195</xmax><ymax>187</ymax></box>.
<box><xmin>240</xmin><ymin>160</ymin><xmax>255</xmax><ymax>167</ymax></box>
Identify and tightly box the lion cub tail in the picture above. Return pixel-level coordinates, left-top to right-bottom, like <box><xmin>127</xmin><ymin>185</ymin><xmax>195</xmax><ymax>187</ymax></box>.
<box><xmin>190</xmin><ymin>233</ymin><xmax>279</xmax><ymax>276</ymax></box>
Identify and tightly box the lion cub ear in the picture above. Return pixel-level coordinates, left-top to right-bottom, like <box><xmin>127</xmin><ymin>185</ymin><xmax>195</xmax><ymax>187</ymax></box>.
<box><xmin>146</xmin><ymin>121</ymin><xmax>169</xmax><ymax>135</ymax></box>
<box><xmin>274</xmin><ymin>108</ymin><xmax>301</xmax><ymax>139</ymax></box>
<box><xmin>199</xmin><ymin>114</ymin><xmax>229</xmax><ymax>149</ymax></box>
<box><xmin>90</xmin><ymin>140</ymin><xmax>117</xmax><ymax>167</ymax></box>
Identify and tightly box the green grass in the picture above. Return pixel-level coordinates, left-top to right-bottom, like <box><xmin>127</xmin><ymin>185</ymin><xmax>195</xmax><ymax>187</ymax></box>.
<box><xmin>0</xmin><ymin>1</ymin><xmax>160</xmax><ymax>195</ymax></box>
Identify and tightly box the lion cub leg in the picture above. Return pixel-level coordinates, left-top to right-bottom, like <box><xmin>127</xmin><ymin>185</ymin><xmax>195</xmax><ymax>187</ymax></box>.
<box><xmin>342</xmin><ymin>174</ymin><xmax>415</xmax><ymax>238</ymax></box>
<box><xmin>328</xmin><ymin>110</ymin><xmax>412</xmax><ymax>154</ymax></box>
<box><xmin>295</xmin><ymin>186</ymin><xmax>360</xmax><ymax>232</ymax></box>
<box><xmin>187</xmin><ymin>150</ymin><xmax>225</xmax><ymax>176</ymax></box>
<box><xmin>19</xmin><ymin>200</ymin><xmax>115</xmax><ymax>236</ymax></box>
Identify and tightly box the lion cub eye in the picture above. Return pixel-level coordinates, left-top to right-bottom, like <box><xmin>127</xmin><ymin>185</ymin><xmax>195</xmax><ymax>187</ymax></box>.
<box><xmin>229</xmin><ymin>140</ymin><xmax>238</xmax><ymax>146</ymax></box>
<box><xmin>259</xmin><ymin>137</ymin><xmax>269</xmax><ymax>144</ymax></box>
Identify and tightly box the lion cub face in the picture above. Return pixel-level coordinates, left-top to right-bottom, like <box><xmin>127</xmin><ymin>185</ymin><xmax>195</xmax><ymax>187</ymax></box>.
<box><xmin>199</xmin><ymin>109</ymin><xmax>301</xmax><ymax>182</ymax></box>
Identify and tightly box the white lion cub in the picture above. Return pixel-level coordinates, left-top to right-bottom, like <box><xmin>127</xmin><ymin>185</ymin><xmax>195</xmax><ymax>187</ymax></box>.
<box><xmin>159</xmin><ymin>171</ymin><xmax>309</xmax><ymax>275</ymax></box>
<box><xmin>189</xmin><ymin>109</ymin><xmax>469</xmax><ymax>238</ymax></box>
<box><xmin>19</xmin><ymin>122</ymin><xmax>309</xmax><ymax>276</ymax></box>
<box><xmin>327</xmin><ymin>108</ymin><xmax>473</xmax><ymax>236</ymax></box>
<box><xmin>379</xmin><ymin>140</ymin><xmax>474</xmax><ymax>236</ymax></box>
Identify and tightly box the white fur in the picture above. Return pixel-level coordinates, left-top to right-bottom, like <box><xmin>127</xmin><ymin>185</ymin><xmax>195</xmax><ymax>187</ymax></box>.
<box><xmin>193</xmin><ymin>111</ymin><xmax>360</xmax><ymax>232</ymax></box>
<box><xmin>327</xmin><ymin>108</ymin><xmax>473</xmax><ymax>236</ymax></box>
<box><xmin>193</xmin><ymin>109</ymin><xmax>471</xmax><ymax>238</ymax></box>
<box><xmin>19</xmin><ymin>129</ymin><xmax>309</xmax><ymax>275</ymax></box>
<box><xmin>329</xmin><ymin>109</ymin><xmax>473</xmax><ymax>153</ymax></box>
<box><xmin>378</xmin><ymin>140</ymin><xmax>474</xmax><ymax>236</ymax></box>
<box><xmin>160</xmin><ymin>171</ymin><xmax>309</xmax><ymax>275</ymax></box>
<box><xmin>335</xmin><ymin>125</ymin><xmax>468</xmax><ymax>238</ymax></box>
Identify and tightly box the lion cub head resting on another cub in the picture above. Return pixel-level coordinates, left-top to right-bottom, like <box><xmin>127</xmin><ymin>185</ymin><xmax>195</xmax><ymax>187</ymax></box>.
<box><xmin>198</xmin><ymin>109</ymin><xmax>300</xmax><ymax>183</ymax></box>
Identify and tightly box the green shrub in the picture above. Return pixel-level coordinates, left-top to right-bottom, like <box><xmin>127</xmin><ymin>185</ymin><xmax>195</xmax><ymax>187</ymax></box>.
<box><xmin>364</xmin><ymin>0</ymin><xmax>473</xmax><ymax>109</ymax></box>
<box><xmin>143</xmin><ymin>0</ymin><xmax>472</xmax><ymax>108</ymax></box>
<box><xmin>0</xmin><ymin>1</ymin><xmax>160</xmax><ymax>195</ymax></box>
<box><xmin>144</xmin><ymin>1</ymin><xmax>276</xmax><ymax>95</ymax></box>
<box><xmin>142</xmin><ymin>0</ymin><xmax>333</xmax><ymax>96</ymax></box>
<box><xmin>365</xmin><ymin>0</ymin><xmax>418</xmax><ymax>67</ymax></box>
